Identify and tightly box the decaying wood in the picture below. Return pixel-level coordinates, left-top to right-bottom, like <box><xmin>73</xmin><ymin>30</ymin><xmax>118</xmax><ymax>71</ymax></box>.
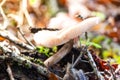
<box><xmin>44</xmin><ymin>40</ymin><xmax>74</xmax><ymax>67</ymax></box>
<box><xmin>0</xmin><ymin>41</ymin><xmax>62</xmax><ymax>80</ymax></box>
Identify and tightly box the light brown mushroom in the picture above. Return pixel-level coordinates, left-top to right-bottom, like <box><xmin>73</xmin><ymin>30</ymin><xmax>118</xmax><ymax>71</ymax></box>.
<box><xmin>33</xmin><ymin>17</ymin><xmax>101</xmax><ymax>47</ymax></box>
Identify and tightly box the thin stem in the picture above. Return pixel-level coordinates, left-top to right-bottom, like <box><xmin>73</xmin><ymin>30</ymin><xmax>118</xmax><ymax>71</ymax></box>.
<box><xmin>17</xmin><ymin>27</ymin><xmax>35</xmax><ymax>48</ymax></box>
<box><xmin>87</xmin><ymin>50</ymin><xmax>104</xmax><ymax>80</ymax></box>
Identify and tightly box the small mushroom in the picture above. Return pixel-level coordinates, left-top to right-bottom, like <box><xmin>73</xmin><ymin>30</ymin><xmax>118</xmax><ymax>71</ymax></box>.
<box><xmin>33</xmin><ymin>17</ymin><xmax>101</xmax><ymax>47</ymax></box>
<box><xmin>66</xmin><ymin>0</ymin><xmax>91</xmax><ymax>18</ymax></box>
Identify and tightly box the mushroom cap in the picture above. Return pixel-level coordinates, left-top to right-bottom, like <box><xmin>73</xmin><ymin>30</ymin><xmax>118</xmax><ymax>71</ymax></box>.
<box><xmin>34</xmin><ymin>17</ymin><xmax>101</xmax><ymax>47</ymax></box>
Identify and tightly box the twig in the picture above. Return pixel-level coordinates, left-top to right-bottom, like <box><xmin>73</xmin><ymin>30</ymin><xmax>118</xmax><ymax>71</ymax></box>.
<box><xmin>30</xmin><ymin>0</ymin><xmax>41</xmax><ymax>18</ymax></box>
<box><xmin>0</xmin><ymin>30</ymin><xmax>34</xmax><ymax>50</ymax></box>
<box><xmin>0</xmin><ymin>53</ymin><xmax>9</xmax><ymax>60</ymax></box>
<box><xmin>87</xmin><ymin>50</ymin><xmax>104</xmax><ymax>80</ymax></box>
<box><xmin>44</xmin><ymin>40</ymin><xmax>73</xmax><ymax>67</ymax></box>
<box><xmin>63</xmin><ymin>63</ymin><xmax>87</xmax><ymax>80</ymax></box>
<box><xmin>13</xmin><ymin>52</ymin><xmax>62</xmax><ymax>80</ymax></box>
<box><xmin>17</xmin><ymin>27</ymin><xmax>35</xmax><ymax>48</ymax></box>
<box><xmin>0</xmin><ymin>41</ymin><xmax>62</xmax><ymax>80</ymax></box>
<box><xmin>115</xmin><ymin>65</ymin><xmax>120</xmax><ymax>73</ymax></box>
<box><xmin>63</xmin><ymin>63</ymin><xmax>74</xmax><ymax>80</ymax></box>
<box><xmin>0</xmin><ymin>0</ymin><xmax>6</xmax><ymax>6</ymax></box>
<box><xmin>106</xmin><ymin>60</ymin><xmax>116</xmax><ymax>80</ymax></box>
<box><xmin>6</xmin><ymin>63</ymin><xmax>15</xmax><ymax>80</ymax></box>
<box><xmin>7</xmin><ymin>0</ymin><xmax>24</xmax><ymax>27</ymax></box>
<box><xmin>0</xmin><ymin>0</ymin><xmax>7</xmax><ymax>19</ymax></box>
<box><xmin>72</xmin><ymin>52</ymin><xmax>82</xmax><ymax>68</ymax></box>
<box><xmin>22</xmin><ymin>0</ymin><xmax>34</xmax><ymax>27</ymax></box>
<box><xmin>72</xmin><ymin>48</ymin><xmax>89</xmax><ymax>68</ymax></box>
<box><xmin>0</xmin><ymin>0</ymin><xmax>9</xmax><ymax>29</ymax></box>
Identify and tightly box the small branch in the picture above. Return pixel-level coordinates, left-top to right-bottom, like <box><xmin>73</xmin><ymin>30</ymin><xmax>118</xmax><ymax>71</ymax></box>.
<box><xmin>0</xmin><ymin>41</ymin><xmax>62</xmax><ymax>80</ymax></box>
<box><xmin>63</xmin><ymin>63</ymin><xmax>73</xmax><ymax>80</ymax></box>
<box><xmin>44</xmin><ymin>40</ymin><xmax>73</xmax><ymax>67</ymax></box>
<box><xmin>17</xmin><ymin>27</ymin><xmax>35</xmax><ymax>48</ymax></box>
<box><xmin>106</xmin><ymin>60</ymin><xmax>116</xmax><ymax>80</ymax></box>
<box><xmin>0</xmin><ymin>30</ymin><xmax>34</xmax><ymax>50</ymax></box>
<box><xmin>72</xmin><ymin>47</ymin><xmax>89</xmax><ymax>68</ymax></box>
<box><xmin>7</xmin><ymin>0</ymin><xmax>24</xmax><ymax>27</ymax></box>
<box><xmin>0</xmin><ymin>55</ymin><xmax>8</xmax><ymax>60</ymax></box>
<box><xmin>0</xmin><ymin>0</ymin><xmax>9</xmax><ymax>29</ymax></box>
<box><xmin>0</xmin><ymin>0</ymin><xmax>6</xmax><ymax>18</ymax></box>
<box><xmin>115</xmin><ymin>65</ymin><xmax>120</xmax><ymax>73</ymax></box>
<box><xmin>72</xmin><ymin>47</ymin><xmax>84</xmax><ymax>68</ymax></box>
<box><xmin>87</xmin><ymin>50</ymin><xmax>104</xmax><ymax>80</ymax></box>
<box><xmin>6</xmin><ymin>63</ymin><xmax>15</xmax><ymax>80</ymax></box>
<box><xmin>22</xmin><ymin>0</ymin><xmax>34</xmax><ymax>27</ymax></box>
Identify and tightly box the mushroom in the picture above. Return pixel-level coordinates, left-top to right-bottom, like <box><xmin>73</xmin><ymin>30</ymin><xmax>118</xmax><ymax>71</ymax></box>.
<box><xmin>33</xmin><ymin>17</ymin><xmax>101</xmax><ymax>47</ymax></box>
<box><xmin>66</xmin><ymin>0</ymin><xmax>91</xmax><ymax>18</ymax></box>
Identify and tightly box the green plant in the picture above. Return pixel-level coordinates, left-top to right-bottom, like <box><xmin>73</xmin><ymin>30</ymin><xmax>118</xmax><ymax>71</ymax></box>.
<box><xmin>36</xmin><ymin>46</ymin><xmax>50</xmax><ymax>57</ymax></box>
<box><xmin>80</xmin><ymin>38</ymin><xmax>102</xmax><ymax>48</ymax></box>
<box><xmin>36</xmin><ymin>46</ymin><xmax>58</xmax><ymax>57</ymax></box>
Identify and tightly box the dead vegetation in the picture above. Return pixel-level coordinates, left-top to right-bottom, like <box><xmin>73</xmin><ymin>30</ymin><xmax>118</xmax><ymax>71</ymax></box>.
<box><xmin>0</xmin><ymin>0</ymin><xmax>120</xmax><ymax>80</ymax></box>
